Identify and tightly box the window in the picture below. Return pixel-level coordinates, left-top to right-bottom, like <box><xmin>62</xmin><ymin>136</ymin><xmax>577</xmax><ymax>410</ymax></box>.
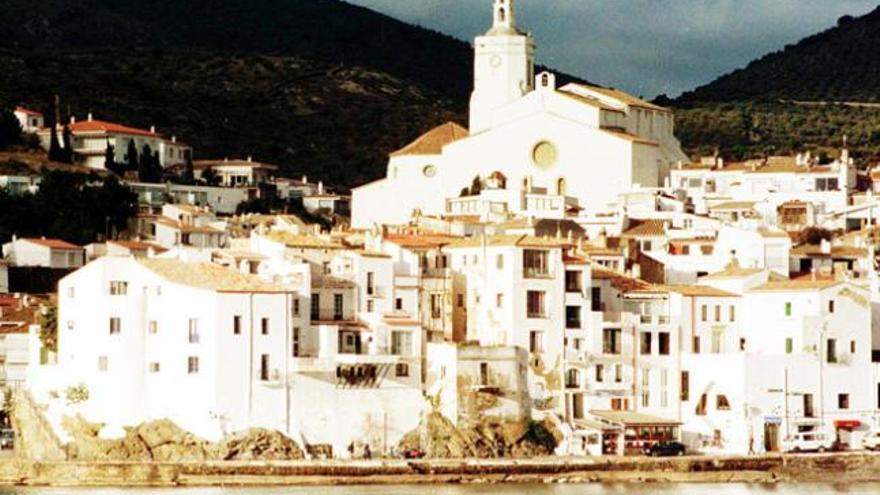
<box><xmin>804</xmin><ymin>393</ymin><xmax>814</xmax><ymax>418</ymax></box>
<box><xmin>701</xmin><ymin>305</ymin><xmax>707</xmax><ymax>322</ymax></box>
<box><xmin>431</xmin><ymin>294</ymin><xmax>442</xmax><ymax>318</ymax></box>
<box><xmin>716</xmin><ymin>394</ymin><xmax>731</xmax><ymax>410</ymax></box>
<box><xmin>565</xmin><ymin>271</ymin><xmax>582</xmax><ymax>292</ymax></box>
<box><xmin>838</xmin><ymin>393</ymin><xmax>850</xmax><ymax>410</ymax></box>
<box><xmin>261</xmin><ymin>317</ymin><xmax>269</xmax><ymax>335</ymax></box>
<box><xmin>395</xmin><ymin>363</ymin><xmax>409</xmax><ymax>377</ymax></box>
<box><xmin>692</xmin><ymin>336</ymin><xmax>700</xmax><ymax>354</ymax></box>
<box><xmin>496</xmin><ymin>254</ymin><xmax>504</xmax><ymax>270</ymax></box>
<box><xmin>456</xmin><ymin>294</ymin><xmax>464</xmax><ymax>308</ymax></box>
<box><xmin>188</xmin><ymin>319</ymin><xmax>199</xmax><ymax>343</ymax></box>
<box><xmin>785</xmin><ymin>338</ymin><xmax>793</xmax><ymax>354</ymax></box>
<box><xmin>739</xmin><ymin>338</ymin><xmax>746</xmax><ymax>351</ymax></box>
<box><xmin>98</xmin><ymin>356</ymin><xmax>108</xmax><ymax>372</ymax></box>
<box><xmin>658</xmin><ymin>332</ymin><xmax>670</xmax><ymax>355</ymax></box>
<box><xmin>711</xmin><ymin>330</ymin><xmax>722</xmax><ymax>354</ymax></box>
<box><xmin>641</xmin><ymin>369</ymin><xmax>650</xmax><ymax>407</ymax></box>
<box><xmin>333</xmin><ymin>294</ymin><xmax>344</xmax><ymax>321</ymax></box>
<box><xmin>260</xmin><ymin>354</ymin><xmax>270</xmax><ymax>381</ymax></box>
<box><xmin>67</xmin><ymin>321</ymin><xmax>74</xmax><ymax>331</ymax></box>
<box><xmin>729</xmin><ymin>305</ymin><xmax>736</xmax><ymax>322</ymax></box>
<box><xmin>109</xmin><ymin>317</ymin><xmax>121</xmax><ymax>335</ymax></box>
<box><xmin>391</xmin><ymin>331</ymin><xmax>412</xmax><ymax>356</ymax></box>
<box><xmin>851</xmin><ymin>340</ymin><xmax>856</xmax><ymax>354</ymax></box>
<box><xmin>595</xmin><ymin>364</ymin><xmax>604</xmax><ymax>383</ymax></box>
<box><xmin>149</xmin><ymin>362</ymin><xmax>160</xmax><ymax>373</ymax></box>
<box><xmin>109</xmin><ymin>281</ymin><xmax>128</xmax><ymax>295</ymax></box>
<box><xmin>496</xmin><ymin>293</ymin><xmax>504</xmax><ymax>309</ymax></box>
<box><xmin>614</xmin><ymin>364</ymin><xmax>623</xmax><ymax>383</ymax></box>
<box><xmin>526</xmin><ymin>291</ymin><xmax>546</xmax><ymax>318</ymax></box>
<box><xmin>367</xmin><ymin>300</ymin><xmax>374</xmax><ymax>313</ymax></box>
<box><xmin>395</xmin><ymin>298</ymin><xmax>403</xmax><ymax>311</ymax></box>
<box><xmin>681</xmin><ymin>371</ymin><xmax>690</xmax><ymax>401</ymax></box>
<box><xmin>292</xmin><ymin>328</ymin><xmax>300</xmax><ymax>357</ymax></box>
<box><xmin>293</xmin><ymin>298</ymin><xmax>300</xmax><ymax>316</ymax></box>
<box><xmin>233</xmin><ymin>316</ymin><xmax>241</xmax><ymax>335</ymax></box>
<box><xmin>603</xmin><ymin>328</ymin><xmax>621</xmax><ymax>354</ymax></box>
<box><xmin>523</xmin><ymin>250</ymin><xmax>550</xmax><ymax>278</ymax></box>
<box><xmin>640</xmin><ymin>332</ymin><xmax>652</xmax><ymax>355</ymax></box>
<box><xmin>529</xmin><ymin>331</ymin><xmax>544</xmax><ymax>353</ymax></box>
<box><xmin>187</xmin><ymin>356</ymin><xmax>199</xmax><ymax>374</ymax></box>
<box><xmin>714</xmin><ymin>305</ymin><xmax>721</xmax><ymax>322</ymax></box>
<box><xmin>480</xmin><ymin>362</ymin><xmax>489</xmax><ymax>386</ymax></box>
<box><xmin>784</xmin><ymin>302</ymin><xmax>792</xmax><ymax>317</ymax></box>
<box><xmin>366</xmin><ymin>272</ymin><xmax>375</xmax><ymax>295</ymax></box>
<box><xmin>148</xmin><ymin>321</ymin><xmax>157</xmax><ymax>334</ymax></box>
<box><xmin>696</xmin><ymin>393</ymin><xmax>708</xmax><ymax>415</ymax></box>
<box><xmin>565</xmin><ymin>306</ymin><xmax>581</xmax><ymax>329</ymax></box>
<box><xmin>591</xmin><ymin>287</ymin><xmax>602</xmax><ymax>311</ymax></box>
<box><xmin>311</xmin><ymin>294</ymin><xmax>320</xmax><ymax>320</ymax></box>
<box><xmin>827</xmin><ymin>338</ymin><xmax>837</xmax><ymax>363</ymax></box>
<box><xmin>566</xmin><ymin>369</ymin><xmax>580</xmax><ymax>388</ymax></box>
<box><xmin>828</xmin><ymin>300</ymin><xmax>835</xmax><ymax>314</ymax></box>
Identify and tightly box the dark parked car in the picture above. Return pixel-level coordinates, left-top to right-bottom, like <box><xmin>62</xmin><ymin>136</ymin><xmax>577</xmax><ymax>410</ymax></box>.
<box><xmin>645</xmin><ymin>441</ymin><xmax>686</xmax><ymax>457</ymax></box>
<box><xmin>0</xmin><ymin>429</ymin><xmax>14</xmax><ymax>450</ymax></box>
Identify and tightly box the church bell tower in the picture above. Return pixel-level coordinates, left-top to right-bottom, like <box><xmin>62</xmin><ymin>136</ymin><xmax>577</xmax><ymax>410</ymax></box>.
<box><xmin>469</xmin><ymin>0</ymin><xmax>535</xmax><ymax>134</ymax></box>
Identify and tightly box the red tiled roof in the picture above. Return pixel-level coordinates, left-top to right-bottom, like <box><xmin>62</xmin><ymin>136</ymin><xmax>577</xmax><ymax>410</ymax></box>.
<box><xmin>15</xmin><ymin>107</ymin><xmax>43</xmax><ymax>116</ymax></box>
<box><xmin>384</xmin><ymin>234</ymin><xmax>460</xmax><ymax>249</ymax></box>
<box><xmin>21</xmin><ymin>238</ymin><xmax>81</xmax><ymax>250</ymax></box>
<box><xmin>390</xmin><ymin>122</ymin><xmax>468</xmax><ymax>157</ymax></box>
<box><xmin>64</xmin><ymin>119</ymin><xmax>158</xmax><ymax>138</ymax></box>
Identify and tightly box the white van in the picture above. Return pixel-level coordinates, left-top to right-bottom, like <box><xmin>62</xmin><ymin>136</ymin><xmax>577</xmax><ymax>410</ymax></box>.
<box><xmin>862</xmin><ymin>430</ymin><xmax>880</xmax><ymax>451</ymax></box>
<box><xmin>781</xmin><ymin>431</ymin><xmax>834</xmax><ymax>453</ymax></box>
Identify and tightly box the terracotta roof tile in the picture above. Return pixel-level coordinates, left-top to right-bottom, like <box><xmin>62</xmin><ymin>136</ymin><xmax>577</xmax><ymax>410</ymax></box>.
<box><xmin>621</xmin><ymin>220</ymin><xmax>667</xmax><ymax>238</ymax></box>
<box><xmin>139</xmin><ymin>259</ymin><xmax>286</xmax><ymax>293</ymax></box>
<box><xmin>390</xmin><ymin>122</ymin><xmax>468</xmax><ymax>157</ymax></box>
<box><xmin>21</xmin><ymin>238</ymin><xmax>81</xmax><ymax>250</ymax></box>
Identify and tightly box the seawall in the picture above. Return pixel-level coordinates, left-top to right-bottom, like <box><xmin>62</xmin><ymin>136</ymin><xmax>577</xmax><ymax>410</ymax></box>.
<box><xmin>0</xmin><ymin>453</ymin><xmax>879</xmax><ymax>486</ymax></box>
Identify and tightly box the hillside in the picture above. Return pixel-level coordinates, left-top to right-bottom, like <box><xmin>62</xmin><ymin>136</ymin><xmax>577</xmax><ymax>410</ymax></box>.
<box><xmin>671</xmin><ymin>6</ymin><xmax>880</xmax><ymax>162</ymax></box>
<box><xmin>0</xmin><ymin>0</ymin><xmax>583</xmax><ymax>189</ymax></box>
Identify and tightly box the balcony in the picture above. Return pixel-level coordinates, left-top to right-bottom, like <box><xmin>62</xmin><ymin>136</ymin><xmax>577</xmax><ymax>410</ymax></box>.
<box><xmin>310</xmin><ymin>309</ymin><xmax>356</xmax><ymax>323</ymax></box>
<box><xmin>421</xmin><ymin>267</ymin><xmax>451</xmax><ymax>279</ymax></box>
<box><xmin>523</xmin><ymin>267</ymin><xmax>552</xmax><ymax>279</ymax></box>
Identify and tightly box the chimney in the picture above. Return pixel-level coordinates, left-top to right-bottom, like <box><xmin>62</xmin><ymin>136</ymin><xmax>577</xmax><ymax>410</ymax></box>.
<box><xmin>318</xmin><ymin>181</ymin><xmax>324</xmax><ymax>195</ymax></box>
<box><xmin>87</xmin><ymin>113</ymin><xmax>93</xmax><ymax>122</ymax></box>
<box><xmin>247</xmin><ymin>156</ymin><xmax>252</xmax><ymax>162</ymax></box>
<box><xmin>596</xmin><ymin>228</ymin><xmax>608</xmax><ymax>249</ymax></box>
<box><xmin>150</xmin><ymin>125</ymin><xmax>156</xmax><ymax>134</ymax></box>
<box><xmin>820</xmin><ymin>238</ymin><xmax>831</xmax><ymax>255</ymax></box>
<box><xmin>301</xmin><ymin>175</ymin><xmax>307</xmax><ymax>183</ymax></box>
<box><xmin>171</xmin><ymin>136</ymin><xmax>177</xmax><ymax>143</ymax></box>
<box><xmin>69</xmin><ymin>116</ymin><xmax>76</xmax><ymax>124</ymax></box>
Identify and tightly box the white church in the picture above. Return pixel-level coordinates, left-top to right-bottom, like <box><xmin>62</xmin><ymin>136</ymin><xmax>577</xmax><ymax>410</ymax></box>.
<box><xmin>352</xmin><ymin>0</ymin><xmax>688</xmax><ymax>229</ymax></box>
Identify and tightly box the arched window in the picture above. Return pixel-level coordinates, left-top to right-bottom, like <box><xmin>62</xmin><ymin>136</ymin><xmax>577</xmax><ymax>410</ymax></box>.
<box><xmin>557</xmin><ymin>178</ymin><xmax>566</xmax><ymax>196</ymax></box>
<box><xmin>498</xmin><ymin>7</ymin><xmax>506</xmax><ymax>22</ymax></box>
<box><xmin>541</xmin><ymin>73</ymin><xmax>550</xmax><ymax>87</ymax></box>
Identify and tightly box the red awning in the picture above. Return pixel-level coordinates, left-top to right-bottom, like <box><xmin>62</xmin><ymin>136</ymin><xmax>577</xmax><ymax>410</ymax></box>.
<box><xmin>834</xmin><ymin>420</ymin><xmax>861</xmax><ymax>429</ymax></box>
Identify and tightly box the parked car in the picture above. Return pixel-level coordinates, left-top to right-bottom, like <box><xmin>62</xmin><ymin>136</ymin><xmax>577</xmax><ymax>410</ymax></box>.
<box><xmin>782</xmin><ymin>431</ymin><xmax>834</xmax><ymax>453</ymax></box>
<box><xmin>402</xmin><ymin>448</ymin><xmax>425</xmax><ymax>459</ymax></box>
<box><xmin>0</xmin><ymin>429</ymin><xmax>14</xmax><ymax>450</ymax></box>
<box><xmin>862</xmin><ymin>430</ymin><xmax>880</xmax><ymax>451</ymax></box>
<box><xmin>645</xmin><ymin>441</ymin><xmax>686</xmax><ymax>457</ymax></box>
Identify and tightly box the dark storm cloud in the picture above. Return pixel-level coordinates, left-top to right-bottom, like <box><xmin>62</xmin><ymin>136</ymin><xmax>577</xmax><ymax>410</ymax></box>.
<box><xmin>344</xmin><ymin>0</ymin><xmax>879</xmax><ymax>98</ymax></box>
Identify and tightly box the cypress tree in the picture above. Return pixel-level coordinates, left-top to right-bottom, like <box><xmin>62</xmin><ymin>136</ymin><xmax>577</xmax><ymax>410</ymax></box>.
<box><xmin>182</xmin><ymin>155</ymin><xmax>195</xmax><ymax>184</ymax></box>
<box><xmin>104</xmin><ymin>141</ymin><xmax>118</xmax><ymax>175</ymax></box>
<box><xmin>152</xmin><ymin>150</ymin><xmax>162</xmax><ymax>182</ymax></box>
<box><xmin>125</xmin><ymin>139</ymin><xmax>138</xmax><ymax>172</ymax></box>
<box><xmin>61</xmin><ymin>125</ymin><xmax>74</xmax><ymax>164</ymax></box>
<box><xmin>138</xmin><ymin>143</ymin><xmax>153</xmax><ymax>182</ymax></box>
<box><xmin>46</xmin><ymin>104</ymin><xmax>62</xmax><ymax>162</ymax></box>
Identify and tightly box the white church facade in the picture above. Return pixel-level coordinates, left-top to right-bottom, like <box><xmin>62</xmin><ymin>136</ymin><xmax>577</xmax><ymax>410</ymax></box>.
<box><xmin>352</xmin><ymin>0</ymin><xmax>688</xmax><ymax>229</ymax></box>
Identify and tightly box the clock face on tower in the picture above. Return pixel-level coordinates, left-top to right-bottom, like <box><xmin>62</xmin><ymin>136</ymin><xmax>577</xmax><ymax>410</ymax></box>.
<box><xmin>490</xmin><ymin>55</ymin><xmax>502</xmax><ymax>68</ymax></box>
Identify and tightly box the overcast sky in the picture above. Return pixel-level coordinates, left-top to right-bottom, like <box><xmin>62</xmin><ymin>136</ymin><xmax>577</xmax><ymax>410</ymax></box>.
<box><xmin>345</xmin><ymin>0</ymin><xmax>878</xmax><ymax>98</ymax></box>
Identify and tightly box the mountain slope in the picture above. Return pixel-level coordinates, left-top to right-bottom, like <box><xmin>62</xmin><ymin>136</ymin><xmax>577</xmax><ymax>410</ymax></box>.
<box><xmin>677</xmin><ymin>7</ymin><xmax>880</xmax><ymax>104</ymax></box>
<box><xmin>669</xmin><ymin>7</ymin><xmax>880</xmax><ymax>162</ymax></box>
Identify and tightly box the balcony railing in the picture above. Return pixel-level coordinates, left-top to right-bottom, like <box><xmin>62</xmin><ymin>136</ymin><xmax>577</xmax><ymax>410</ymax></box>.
<box><xmin>310</xmin><ymin>309</ymin><xmax>356</xmax><ymax>323</ymax></box>
<box><xmin>523</xmin><ymin>267</ymin><xmax>552</xmax><ymax>279</ymax></box>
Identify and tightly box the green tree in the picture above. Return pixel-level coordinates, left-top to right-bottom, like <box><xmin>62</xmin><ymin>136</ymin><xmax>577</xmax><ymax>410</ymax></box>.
<box><xmin>201</xmin><ymin>167</ymin><xmax>218</xmax><ymax>186</ymax></box>
<box><xmin>469</xmin><ymin>175</ymin><xmax>482</xmax><ymax>196</ymax></box>
<box><xmin>0</xmin><ymin>108</ymin><xmax>22</xmax><ymax>150</ymax></box>
<box><xmin>138</xmin><ymin>142</ymin><xmax>153</xmax><ymax>181</ymax></box>
<box><xmin>38</xmin><ymin>300</ymin><xmax>58</xmax><ymax>354</ymax></box>
<box><xmin>125</xmin><ymin>139</ymin><xmax>139</xmax><ymax>172</ymax></box>
<box><xmin>46</xmin><ymin>106</ymin><xmax>63</xmax><ymax>162</ymax></box>
<box><xmin>60</xmin><ymin>125</ymin><xmax>74</xmax><ymax>164</ymax></box>
<box><xmin>181</xmin><ymin>155</ymin><xmax>195</xmax><ymax>184</ymax></box>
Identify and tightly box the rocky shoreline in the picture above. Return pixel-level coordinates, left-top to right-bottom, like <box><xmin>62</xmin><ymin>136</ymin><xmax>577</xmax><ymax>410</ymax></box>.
<box><xmin>0</xmin><ymin>452</ymin><xmax>877</xmax><ymax>487</ymax></box>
